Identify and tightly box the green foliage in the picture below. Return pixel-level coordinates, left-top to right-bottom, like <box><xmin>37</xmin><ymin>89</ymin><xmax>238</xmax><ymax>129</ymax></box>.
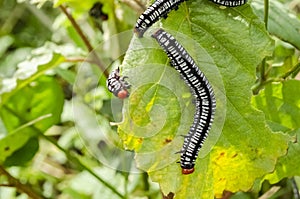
<box><xmin>0</xmin><ymin>75</ymin><xmax>64</xmax><ymax>165</ymax></box>
<box><xmin>252</xmin><ymin>0</ymin><xmax>300</xmax><ymax>49</ymax></box>
<box><xmin>253</xmin><ymin>80</ymin><xmax>300</xmax><ymax>183</ymax></box>
<box><xmin>0</xmin><ymin>0</ymin><xmax>300</xmax><ymax>198</ymax></box>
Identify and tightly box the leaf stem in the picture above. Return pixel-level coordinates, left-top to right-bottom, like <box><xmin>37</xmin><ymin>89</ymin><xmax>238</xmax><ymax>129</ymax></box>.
<box><xmin>59</xmin><ymin>5</ymin><xmax>109</xmax><ymax>78</ymax></box>
<box><xmin>0</xmin><ymin>166</ymin><xmax>43</xmax><ymax>199</ymax></box>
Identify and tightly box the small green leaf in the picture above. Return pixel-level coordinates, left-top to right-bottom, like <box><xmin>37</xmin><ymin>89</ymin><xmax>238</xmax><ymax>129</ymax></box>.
<box><xmin>4</xmin><ymin>137</ymin><xmax>39</xmax><ymax>166</ymax></box>
<box><xmin>0</xmin><ymin>131</ymin><xmax>35</xmax><ymax>163</ymax></box>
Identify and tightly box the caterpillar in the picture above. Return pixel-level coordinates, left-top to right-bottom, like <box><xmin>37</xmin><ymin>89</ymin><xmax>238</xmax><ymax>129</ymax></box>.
<box><xmin>106</xmin><ymin>67</ymin><xmax>131</xmax><ymax>99</ymax></box>
<box><xmin>134</xmin><ymin>0</ymin><xmax>186</xmax><ymax>38</ymax></box>
<box><xmin>134</xmin><ymin>0</ymin><xmax>247</xmax><ymax>38</ymax></box>
<box><xmin>152</xmin><ymin>29</ymin><xmax>216</xmax><ymax>175</ymax></box>
<box><xmin>211</xmin><ymin>0</ymin><xmax>247</xmax><ymax>7</ymax></box>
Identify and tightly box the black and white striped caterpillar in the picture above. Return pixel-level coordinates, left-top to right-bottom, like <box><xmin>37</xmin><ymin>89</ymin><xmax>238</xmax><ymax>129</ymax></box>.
<box><xmin>152</xmin><ymin>29</ymin><xmax>216</xmax><ymax>174</ymax></box>
<box><xmin>135</xmin><ymin>0</ymin><xmax>247</xmax><ymax>37</ymax></box>
<box><xmin>212</xmin><ymin>0</ymin><xmax>247</xmax><ymax>7</ymax></box>
<box><xmin>106</xmin><ymin>67</ymin><xmax>131</xmax><ymax>99</ymax></box>
<box><xmin>134</xmin><ymin>0</ymin><xmax>186</xmax><ymax>38</ymax></box>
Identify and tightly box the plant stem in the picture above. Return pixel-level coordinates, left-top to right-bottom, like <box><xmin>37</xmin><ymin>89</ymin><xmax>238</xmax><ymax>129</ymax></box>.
<box><xmin>261</xmin><ymin>59</ymin><xmax>267</xmax><ymax>81</ymax></box>
<box><xmin>264</xmin><ymin>0</ymin><xmax>269</xmax><ymax>29</ymax></box>
<box><xmin>253</xmin><ymin>0</ymin><xmax>270</xmax><ymax>94</ymax></box>
<box><xmin>0</xmin><ymin>166</ymin><xmax>43</xmax><ymax>199</ymax></box>
<box><xmin>253</xmin><ymin>59</ymin><xmax>267</xmax><ymax>94</ymax></box>
<box><xmin>59</xmin><ymin>5</ymin><xmax>109</xmax><ymax>78</ymax></box>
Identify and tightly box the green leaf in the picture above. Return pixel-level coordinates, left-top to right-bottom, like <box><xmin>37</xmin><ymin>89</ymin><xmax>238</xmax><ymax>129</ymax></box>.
<box><xmin>4</xmin><ymin>137</ymin><xmax>39</xmax><ymax>166</ymax></box>
<box><xmin>252</xmin><ymin>80</ymin><xmax>300</xmax><ymax>131</ymax></box>
<box><xmin>118</xmin><ymin>0</ymin><xmax>289</xmax><ymax>197</ymax></box>
<box><xmin>1</xmin><ymin>76</ymin><xmax>64</xmax><ymax>132</ymax></box>
<box><xmin>0</xmin><ymin>131</ymin><xmax>36</xmax><ymax>163</ymax></box>
<box><xmin>0</xmin><ymin>42</ymin><xmax>85</xmax><ymax>105</ymax></box>
<box><xmin>0</xmin><ymin>76</ymin><xmax>64</xmax><ymax>164</ymax></box>
<box><xmin>264</xmin><ymin>129</ymin><xmax>300</xmax><ymax>184</ymax></box>
<box><xmin>252</xmin><ymin>80</ymin><xmax>300</xmax><ymax>184</ymax></box>
<box><xmin>0</xmin><ymin>43</ymin><xmax>66</xmax><ymax>103</ymax></box>
<box><xmin>252</xmin><ymin>0</ymin><xmax>300</xmax><ymax>49</ymax></box>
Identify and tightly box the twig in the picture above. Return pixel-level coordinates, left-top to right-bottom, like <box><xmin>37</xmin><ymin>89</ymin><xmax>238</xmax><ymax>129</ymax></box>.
<box><xmin>0</xmin><ymin>184</ymin><xmax>17</xmax><ymax>187</ymax></box>
<box><xmin>59</xmin><ymin>5</ymin><xmax>109</xmax><ymax>78</ymax></box>
<box><xmin>0</xmin><ymin>166</ymin><xmax>43</xmax><ymax>199</ymax></box>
